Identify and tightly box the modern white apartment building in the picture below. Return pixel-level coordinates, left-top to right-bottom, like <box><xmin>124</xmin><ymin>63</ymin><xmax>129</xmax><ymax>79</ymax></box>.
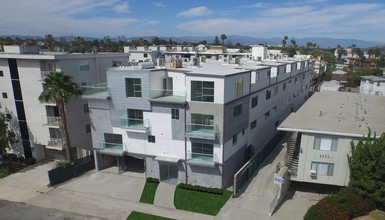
<box><xmin>0</xmin><ymin>45</ymin><xmax>128</xmax><ymax>161</ymax></box>
<box><xmin>360</xmin><ymin>75</ymin><xmax>385</xmax><ymax>96</ymax></box>
<box><xmin>87</xmin><ymin>56</ymin><xmax>313</xmax><ymax>188</ymax></box>
<box><xmin>278</xmin><ymin>91</ymin><xmax>385</xmax><ymax>186</ymax></box>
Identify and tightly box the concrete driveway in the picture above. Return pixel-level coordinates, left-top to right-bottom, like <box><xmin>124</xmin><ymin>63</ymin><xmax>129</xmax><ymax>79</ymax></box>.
<box><xmin>0</xmin><ymin>161</ymin><xmax>54</xmax><ymax>203</ymax></box>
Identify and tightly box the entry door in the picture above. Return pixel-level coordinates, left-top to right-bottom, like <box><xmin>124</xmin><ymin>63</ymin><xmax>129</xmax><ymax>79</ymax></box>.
<box><xmin>159</xmin><ymin>163</ymin><xmax>178</xmax><ymax>184</ymax></box>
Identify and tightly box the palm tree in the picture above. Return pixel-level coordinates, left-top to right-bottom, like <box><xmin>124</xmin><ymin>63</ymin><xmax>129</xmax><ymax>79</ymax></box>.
<box><xmin>39</xmin><ymin>72</ymin><xmax>82</xmax><ymax>162</ymax></box>
<box><xmin>282</xmin><ymin>35</ymin><xmax>288</xmax><ymax>48</ymax></box>
<box><xmin>220</xmin><ymin>34</ymin><xmax>227</xmax><ymax>46</ymax></box>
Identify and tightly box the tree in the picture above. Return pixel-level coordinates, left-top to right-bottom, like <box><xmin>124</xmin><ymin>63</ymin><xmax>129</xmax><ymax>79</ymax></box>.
<box><xmin>44</xmin><ymin>34</ymin><xmax>56</xmax><ymax>52</ymax></box>
<box><xmin>290</xmin><ymin>39</ymin><xmax>297</xmax><ymax>48</ymax></box>
<box><xmin>212</xmin><ymin>36</ymin><xmax>220</xmax><ymax>45</ymax></box>
<box><xmin>348</xmin><ymin>130</ymin><xmax>385</xmax><ymax>209</ymax></box>
<box><xmin>0</xmin><ymin>109</ymin><xmax>17</xmax><ymax>154</ymax></box>
<box><xmin>38</xmin><ymin>72</ymin><xmax>82</xmax><ymax>162</ymax></box>
<box><xmin>220</xmin><ymin>34</ymin><xmax>227</xmax><ymax>46</ymax></box>
<box><xmin>282</xmin><ymin>35</ymin><xmax>288</xmax><ymax>48</ymax></box>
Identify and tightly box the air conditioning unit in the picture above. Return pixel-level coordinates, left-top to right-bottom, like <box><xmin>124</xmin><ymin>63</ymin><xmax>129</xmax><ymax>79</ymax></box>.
<box><xmin>310</xmin><ymin>170</ymin><xmax>317</xmax><ymax>177</ymax></box>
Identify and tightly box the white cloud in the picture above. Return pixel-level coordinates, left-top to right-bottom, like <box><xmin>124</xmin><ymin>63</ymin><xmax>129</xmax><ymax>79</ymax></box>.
<box><xmin>178</xmin><ymin>6</ymin><xmax>211</xmax><ymax>17</ymax></box>
<box><xmin>0</xmin><ymin>0</ymin><xmax>157</xmax><ymax>37</ymax></box>
<box><xmin>113</xmin><ymin>2</ymin><xmax>130</xmax><ymax>13</ymax></box>
<box><xmin>176</xmin><ymin>3</ymin><xmax>385</xmax><ymax>42</ymax></box>
<box><xmin>238</xmin><ymin>3</ymin><xmax>269</xmax><ymax>8</ymax></box>
<box><xmin>153</xmin><ymin>2</ymin><xmax>165</xmax><ymax>8</ymax></box>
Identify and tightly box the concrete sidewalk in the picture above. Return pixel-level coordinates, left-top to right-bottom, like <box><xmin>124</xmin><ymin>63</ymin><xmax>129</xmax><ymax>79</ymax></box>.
<box><xmin>154</xmin><ymin>182</ymin><xmax>176</xmax><ymax>208</ymax></box>
<box><xmin>0</xmin><ymin>161</ymin><xmax>54</xmax><ymax>203</ymax></box>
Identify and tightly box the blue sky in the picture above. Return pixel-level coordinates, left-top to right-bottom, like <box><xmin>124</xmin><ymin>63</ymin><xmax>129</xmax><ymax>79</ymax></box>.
<box><xmin>1</xmin><ymin>0</ymin><xmax>385</xmax><ymax>42</ymax></box>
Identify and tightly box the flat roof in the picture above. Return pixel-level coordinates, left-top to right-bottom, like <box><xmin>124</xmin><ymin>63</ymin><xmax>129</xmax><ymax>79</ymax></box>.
<box><xmin>278</xmin><ymin>91</ymin><xmax>385</xmax><ymax>137</ymax></box>
<box><xmin>361</xmin><ymin>75</ymin><xmax>385</xmax><ymax>82</ymax></box>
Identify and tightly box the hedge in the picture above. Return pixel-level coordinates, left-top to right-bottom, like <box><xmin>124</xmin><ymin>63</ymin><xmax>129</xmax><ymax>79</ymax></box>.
<box><xmin>178</xmin><ymin>183</ymin><xmax>224</xmax><ymax>195</ymax></box>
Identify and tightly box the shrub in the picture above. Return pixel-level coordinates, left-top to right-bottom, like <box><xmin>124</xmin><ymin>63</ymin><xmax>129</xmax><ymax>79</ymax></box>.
<box><xmin>304</xmin><ymin>197</ymin><xmax>349</xmax><ymax>220</ymax></box>
<box><xmin>330</xmin><ymin>187</ymin><xmax>375</xmax><ymax>218</ymax></box>
<box><xmin>54</xmin><ymin>160</ymin><xmax>69</xmax><ymax>169</ymax></box>
<box><xmin>146</xmin><ymin>177</ymin><xmax>160</xmax><ymax>183</ymax></box>
<box><xmin>4</xmin><ymin>153</ymin><xmax>18</xmax><ymax>161</ymax></box>
<box><xmin>178</xmin><ymin>183</ymin><xmax>224</xmax><ymax>195</ymax></box>
<box><xmin>25</xmin><ymin>157</ymin><xmax>36</xmax><ymax>165</ymax></box>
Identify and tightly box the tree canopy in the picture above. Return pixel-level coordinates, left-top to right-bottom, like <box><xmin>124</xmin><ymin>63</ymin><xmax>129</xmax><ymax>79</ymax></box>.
<box><xmin>348</xmin><ymin>130</ymin><xmax>385</xmax><ymax>209</ymax></box>
<box><xmin>0</xmin><ymin>109</ymin><xmax>17</xmax><ymax>154</ymax></box>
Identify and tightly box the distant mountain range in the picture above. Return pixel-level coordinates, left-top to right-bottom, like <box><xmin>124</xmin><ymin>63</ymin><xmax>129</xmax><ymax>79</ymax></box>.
<box><xmin>1</xmin><ymin>35</ymin><xmax>383</xmax><ymax>49</ymax></box>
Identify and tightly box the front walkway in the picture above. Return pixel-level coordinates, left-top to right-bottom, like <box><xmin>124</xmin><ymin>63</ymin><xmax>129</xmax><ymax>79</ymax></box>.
<box><xmin>154</xmin><ymin>182</ymin><xmax>176</xmax><ymax>208</ymax></box>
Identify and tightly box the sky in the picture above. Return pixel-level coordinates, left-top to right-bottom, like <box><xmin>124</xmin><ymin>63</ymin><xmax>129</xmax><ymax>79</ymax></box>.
<box><xmin>1</xmin><ymin>0</ymin><xmax>385</xmax><ymax>42</ymax></box>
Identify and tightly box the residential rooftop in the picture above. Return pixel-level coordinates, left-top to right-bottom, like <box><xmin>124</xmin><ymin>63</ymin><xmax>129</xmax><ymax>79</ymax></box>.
<box><xmin>360</xmin><ymin>75</ymin><xmax>385</xmax><ymax>82</ymax></box>
<box><xmin>278</xmin><ymin>91</ymin><xmax>385</xmax><ymax>138</ymax></box>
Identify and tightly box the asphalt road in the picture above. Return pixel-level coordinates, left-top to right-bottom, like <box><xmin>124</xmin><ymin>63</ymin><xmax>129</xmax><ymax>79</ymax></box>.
<box><xmin>0</xmin><ymin>200</ymin><xmax>105</xmax><ymax>220</ymax></box>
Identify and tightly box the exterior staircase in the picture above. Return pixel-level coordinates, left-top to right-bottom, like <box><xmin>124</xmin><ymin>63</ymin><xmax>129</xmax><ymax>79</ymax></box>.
<box><xmin>284</xmin><ymin>132</ymin><xmax>300</xmax><ymax>178</ymax></box>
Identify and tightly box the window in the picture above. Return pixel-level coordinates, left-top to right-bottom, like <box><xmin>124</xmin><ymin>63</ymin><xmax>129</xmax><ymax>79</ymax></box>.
<box><xmin>314</xmin><ymin>137</ymin><xmax>338</xmax><ymax>151</ymax></box>
<box><xmin>0</xmin><ymin>70</ymin><xmax>3</xmax><ymax>77</ymax></box>
<box><xmin>85</xmin><ymin>124</ymin><xmax>91</xmax><ymax>133</ymax></box>
<box><xmin>273</xmin><ymin>86</ymin><xmax>278</xmax><ymax>96</ymax></box>
<box><xmin>294</xmin><ymin>77</ymin><xmax>298</xmax><ymax>84</ymax></box>
<box><xmin>172</xmin><ymin>108</ymin><xmax>179</xmax><ymax>120</ymax></box>
<box><xmin>144</xmin><ymin>53</ymin><xmax>148</xmax><ymax>58</ymax></box>
<box><xmin>128</xmin><ymin>109</ymin><xmax>143</xmax><ymax>119</ymax></box>
<box><xmin>271</xmin><ymin>106</ymin><xmax>277</xmax><ymax>115</ymax></box>
<box><xmin>283</xmin><ymin>82</ymin><xmax>287</xmax><ymax>91</ymax></box>
<box><xmin>250</xmin><ymin>120</ymin><xmax>257</xmax><ymax>130</ymax></box>
<box><xmin>288</xmin><ymin>80</ymin><xmax>292</xmax><ymax>88</ymax></box>
<box><xmin>233</xmin><ymin>134</ymin><xmax>238</xmax><ymax>145</ymax></box>
<box><xmin>126</xmin><ymin>78</ymin><xmax>142</xmax><ymax>98</ymax></box>
<box><xmin>377</xmin><ymin>82</ymin><xmax>381</xmax><ymax>86</ymax></box>
<box><xmin>311</xmin><ymin>162</ymin><xmax>334</xmax><ymax>176</ymax></box>
<box><xmin>265</xmin><ymin>111</ymin><xmax>270</xmax><ymax>119</ymax></box>
<box><xmin>233</xmin><ymin>103</ymin><xmax>242</xmax><ymax>117</ymax></box>
<box><xmin>251</xmin><ymin>96</ymin><xmax>258</xmax><ymax>108</ymax></box>
<box><xmin>148</xmin><ymin>135</ymin><xmax>155</xmax><ymax>143</ymax></box>
<box><xmin>112</xmin><ymin>59</ymin><xmax>122</xmax><ymax>67</ymax></box>
<box><xmin>191</xmin><ymin>143</ymin><xmax>213</xmax><ymax>160</ymax></box>
<box><xmin>191</xmin><ymin>114</ymin><xmax>213</xmax><ymax>126</ymax></box>
<box><xmin>242</xmin><ymin>128</ymin><xmax>245</xmax><ymax>135</ymax></box>
<box><xmin>2</xmin><ymin>92</ymin><xmax>7</xmax><ymax>99</ymax></box>
<box><xmin>266</xmin><ymin>90</ymin><xmax>271</xmax><ymax>100</ymax></box>
<box><xmin>267</xmin><ymin>70</ymin><xmax>271</xmax><ymax>77</ymax></box>
<box><xmin>191</xmin><ymin>81</ymin><xmax>214</xmax><ymax>102</ymax></box>
<box><xmin>79</xmin><ymin>61</ymin><xmax>90</xmax><ymax>71</ymax></box>
<box><xmin>251</xmin><ymin>71</ymin><xmax>259</xmax><ymax>83</ymax></box>
<box><xmin>83</xmin><ymin>104</ymin><xmax>89</xmax><ymax>113</ymax></box>
<box><xmin>104</xmin><ymin>133</ymin><xmax>122</xmax><ymax>145</ymax></box>
<box><xmin>235</xmin><ymin>78</ymin><xmax>243</xmax><ymax>98</ymax></box>
<box><xmin>275</xmin><ymin>121</ymin><xmax>279</xmax><ymax>127</ymax></box>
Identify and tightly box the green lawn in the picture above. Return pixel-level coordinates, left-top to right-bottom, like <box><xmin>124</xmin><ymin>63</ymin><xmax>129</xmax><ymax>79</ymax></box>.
<box><xmin>127</xmin><ymin>211</ymin><xmax>175</xmax><ymax>220</ymax></box>
<box><xmin>174</xmin><ymin>186</ymin><xmax>232</xmax><ymax>216</ymax></box>
<box><xmin>139</xmin><ymin>181</ymin><xmax>159</xmax><ymax>204</ymax></box>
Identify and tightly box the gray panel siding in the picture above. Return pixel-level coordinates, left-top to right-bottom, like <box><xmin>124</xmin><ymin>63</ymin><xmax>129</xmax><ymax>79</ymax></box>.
<box><xmin>222</xmin><ymin>144</ymin><xmax>248</xmax><ymax>187</ymax></box>
<box><xmin>88</xmin><ymin>100</ymin><xmax>113</xmax><ymax>148</ymax></box>
<box><xmin>223</xmin><ymin>96</ymin><xmax>250</xmax><ymax>142</ymax></box>
<box><xmin>145</xmin><ymin>157</ymin><xmax>186</xmax><ymax>184</ymax></box>
<box><xmin>108</xmin><ymin>70</ymin><xmax>151</xmax><ymax>126</ymax></box>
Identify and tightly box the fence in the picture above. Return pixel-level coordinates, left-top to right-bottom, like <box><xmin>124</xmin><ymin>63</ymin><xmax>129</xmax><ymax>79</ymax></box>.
<box><xmin>233</xmin><ymin>131</ymin><xmax>287</xmax><ymax>197</ymax></box>
<box><xmin>48</xmin><ymin>155</ymin><xmax>95</xmax><ymax>186</ymax></box>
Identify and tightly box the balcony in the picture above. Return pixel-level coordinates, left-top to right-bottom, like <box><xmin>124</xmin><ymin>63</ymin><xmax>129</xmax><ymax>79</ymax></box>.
<box><xmin>46</xmin><ymin>138</ymin><xmax>63</xmax><ymax>150</ymax></box>
<box><xmin>187</xmin><ymin>152</ymin><xmax>219</xmax><ymax>167</ymax></box>
<box><xmin>81</xmin><ymin>83</ymin><xmax>110</xmax><ymax>100</ymax></box>
<box><xmin>186</xmin><ymin>123</ymin><xmax>218</xmax><ymax>140</ymax></box>
<box><xmin>121</xmin><ymin>118</ymin><xmax>150</xmax><ymax>133</ymax></box>
<box><xmin>99</xmin><ymin>142</ymin><xmax>125</xmax><ymax>155</ymax></box>
<box><xmin>44</xmin><ymin>116</ymin><xmax>60</xmax><ymax>127</ymax></box>
<box><xmin>149</xmin><ymin>89</ymin><xmax>186</xmax><ymax>104</ymax></box>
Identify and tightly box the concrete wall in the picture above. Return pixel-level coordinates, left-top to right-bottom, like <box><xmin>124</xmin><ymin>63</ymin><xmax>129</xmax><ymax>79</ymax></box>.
<box><xmin>187</xmin><ymin>164</ymin><xmax>223</xmax><ymax>188</ymax></box>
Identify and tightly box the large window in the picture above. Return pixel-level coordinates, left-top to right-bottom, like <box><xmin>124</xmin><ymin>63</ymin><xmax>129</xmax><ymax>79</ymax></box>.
<box><xmin>266</xmin><ymin>90</ymin><xmax>271</xmax><ymax>100</ymax></box>
<box><xmin>235</xmin><ymin>78</ymin><xmax>243</xmax><ymax>98</ymax></box>
<box><xmin>104</xmin><ymin>133</ymin><xmax>122</xmax><ymax>145</ymax></box>
<box><xmin>191</xmin><ymin>81</ymin><xmax>214</xmax><ymax>102</ymax></box>
<box><xmin>126</xmin><ymin>78</ymin><xmax>142</xmax><ymax>98</ymax></box>
<box><xmin>250</xmin><ymin>120</ymin><xmax>257</xmax><ymax>130</ymax></box>
<box><xmin>314</xmin><ymin>136</ymin><xmax>338</xmax><ymax>151</ymax></box>
<box><xmin>191</xmin><ymin>142</ymin><xmax>213</xmax><ymax>160</ymax></box>
<box><xmin>191</xmin><ymin>114</ymin><xmax>213</xmax><ymax>126</ymax></box>
<box><xmin>233</xmin><ymin>103</ymin><xmax>242</xmax><ymax>117</ymax></box>
<box><xmin>311</xmin><ymin>162</ymin><xmax>334</xmax><ymax>176</ymax></box>
<box><xmin>128</xmin><ymin>109</ymin><xmax>143</xmax><ymax>119</ymax></box>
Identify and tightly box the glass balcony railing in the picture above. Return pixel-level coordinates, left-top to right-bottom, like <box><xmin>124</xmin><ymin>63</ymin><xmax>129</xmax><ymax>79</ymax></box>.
<box><xmin>187</xmin><ymin>152</ymin><xmax>219</xmax><ymax>165</ymax></box>
<box><xmin>45</xmin><ymin>116</ymin><xmax>60</xmax><ymax>126</ymax></box>
<box><xmin>99</xmin><ymin>142</ymin><xmax>124</xmax><ymax>152</ymax></box>
<box><xmin>186</xmin><ymin>123</ymin><xmax>218</xmax><ymax>140</ymax></box>
<box><xmin>47</xmin><ymin>138</ymin><xmax>62</xmax><ymax>147</ymax></box>
<box><xmin>149</xmin><ymin>89</ymin><xmax>186</xmax><ymax>103</ymax></box>
<box><xmin>81</xmin><ymin>83</ymin><xmax>110</xmax><ymax>99</ymax></box>
<box><xmin>121</xmin><ymin>118</ymin><xmax>150</xmax><ymax>131</ymax></box>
